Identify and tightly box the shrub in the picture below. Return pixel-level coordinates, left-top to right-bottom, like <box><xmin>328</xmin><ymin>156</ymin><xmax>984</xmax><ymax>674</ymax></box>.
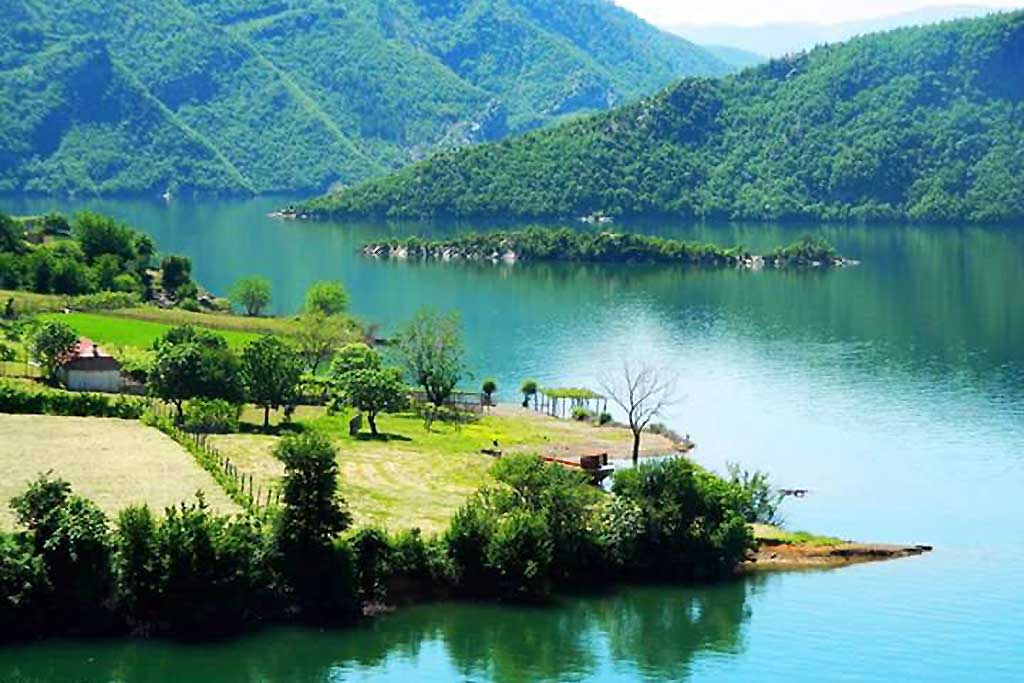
<box><xmin>727</xmin><ymin>463</ymin><xmax>784</xmax><ymax>525</ymax></box>
<box><xmin>11</xmin><ymin>475</ymin><xmax>114</xmax><ymax>632</ymax></box>
<box><xmin>184</xmin><ymin>398</ymin><xmax>241</xmax><ymax>434</ymax></box>
<box><xmin>0</xmin><ymin>533</ymin><xmax>48</xmax><ymax>639</ymax></box>
<box><xmin>350</xmin><ymin>527</ymin><xmax>390</xmax><ymax>601</ymax></box>
<box><xmin>571</xmin><ymin>406</ymin><xmax>591</xmax><ymax>421</ymax></box>
<box><xmin>71</xmin><ymin>291</ymin><xmax>141</xmax><ymax>311</ymax></box>
<box><xmin>153</xmin><ymin>498</ymin><xmax>270</xmax><ymax>636</ymax></box>
<box><xmin>0</xmin><ymin>380</ymin><xmax>145</xmax><ymax>418</ymax></box>
<box><xmin>612</xmin><ymin>458</ymin><xmax>754</xmax><ymax>579</ymax></box>
<box><xmin>446</xmin><ymin>455</ymin><xmax>602</xmax><ymax>601</ymax></box>
<box><xmin>598</xmin><ymin>411</ymin><xmax>613</xmax><ymax>426</ymax></box>
<box><xmin>178</xmin><ymin>297</ymin><xmax>201</xmax><ymax>312</ymax></box>
<box><xmin>485</xmin><ymin>507</ymin><xmax>552</xmax><ymax>601</ymax></box>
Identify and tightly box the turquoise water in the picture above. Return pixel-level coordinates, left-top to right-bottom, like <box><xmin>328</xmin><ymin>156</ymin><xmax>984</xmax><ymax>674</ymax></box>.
<box><xmin>1</xmin><ymin>197</ymin><xmax>1022</xmax><ymax>681</ymax></box>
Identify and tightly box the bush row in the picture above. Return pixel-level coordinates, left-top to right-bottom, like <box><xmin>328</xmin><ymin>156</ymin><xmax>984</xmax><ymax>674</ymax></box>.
<box><xmin>0</xmin><ymin>380</ymin><xmax>145</xmax><ymax>419</ymax></box>
<box><xmin>0</xmin><ymin>445</ymin><xmax>763</xmax><ymax>642</ymax></box>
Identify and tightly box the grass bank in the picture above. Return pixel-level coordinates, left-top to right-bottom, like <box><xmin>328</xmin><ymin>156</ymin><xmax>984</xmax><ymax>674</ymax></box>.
<box><xmin>210</xmin><ymin>404</ymin><xmax>676</xmax><ymax>533</ymax></box>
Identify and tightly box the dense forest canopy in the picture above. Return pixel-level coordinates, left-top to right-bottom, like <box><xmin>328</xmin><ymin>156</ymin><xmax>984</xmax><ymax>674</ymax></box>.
<box><xmin>0</xmin><ymin>0</ymin><xmax>727</xmax><ymax>197</ymax></box>
<box><xmin>303</xmin><ymin>11</ymin><xmax>1024</xmax><ymax>224</ymax></box>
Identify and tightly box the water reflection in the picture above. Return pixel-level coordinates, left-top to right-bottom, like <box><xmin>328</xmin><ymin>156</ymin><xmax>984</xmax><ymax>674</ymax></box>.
<box><xmin>0</xmin><ymin>580</ymin><xmax>757</xmax><ymax>683</ymax></box>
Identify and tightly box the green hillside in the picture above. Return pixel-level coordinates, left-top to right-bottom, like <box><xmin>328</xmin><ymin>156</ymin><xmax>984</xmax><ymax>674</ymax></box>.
<box><xmin>0</xmin><ymin>0</ymin><xmax>728</xmax><ymax>196</ymax></box>
<box><xmin>304</xmin><ymin>11</ymin><xmax>1024</xmax><ymax>224</ymax></box>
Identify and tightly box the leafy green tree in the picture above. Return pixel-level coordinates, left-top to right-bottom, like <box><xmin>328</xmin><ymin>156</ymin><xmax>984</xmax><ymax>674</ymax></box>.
<box><xmin>397</xmin><ymin>309</ymin><xmax>467</xmax><ymax>407</ymax></box>
<box><xmin>482</xmin><ymin>379</ymin><xmax>497</xmax><ymax>406</ymax></box>
<box><xmin>0</xmin><ymin>213</ymin><xmax>24</xmax><ymax>253</ymax></box>
<box><xmin>241</xmin><ymin>335</ymin><xmax>303</xmax><ymax>429</ymax></box>
<box><xmin>72</xmin><ymin>212</ymin><xmax>136</xmax><ymax>264</ymax></box>
<box><xmin>330</xmin><ymin>342</ymin><xmax>381</xmax><ymax>377</ymax></box>
<box><xmin>272</xmin><ymin>431</ymin><xmax>357</xmax><ymax>620</ymax></box>
<box><xmin>294</xmin><ymin>312</ymin><xmax>351</xmax><ymax>374</ymax></box>
<box><xmin>231</xmin><ymin>276</ymin><xmax>272</xmax><ymax>317</ymax></box>
<box><xmin>337</xmin><ymin>366</ymin><xmax>407</xmax><ymax>436</ymax></box>
<box><xmin>160</xmin><ymin>255</ymin><xmax>192</xmax><ymax>295</ymax></box>
<box><xmin>148</xmin><ymin>326</ymin><xmax>242</xmax><ymax>424</ymax></box>
<box><xmin>520</xmin><ymin>379</ymin><xmax>538</xmax><ymax>408</ymax></box>
<box><xmin>304</xmin><ymin>280</ymin><xmax>349</xmax><ymax>316</ymax></box>
<box><xmin>31</xmin><ymin>320</ymin><xmax>78</xmax><ymax>383</ymax></box>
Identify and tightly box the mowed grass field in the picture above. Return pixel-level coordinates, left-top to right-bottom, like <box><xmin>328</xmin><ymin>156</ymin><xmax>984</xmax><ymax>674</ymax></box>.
<box><xmin>38</xmin><ymin>312</ymin><xmax>264</xmax><ymax>350</ymax></box>
<box><xmin>0</xmin><ymin>414</ymin><xmax>240</xmax><ymax>530</ymax></box>
<box><xmin>210</xmin><ymin>405</ymin><xmax>675</xmax><ymax>533</ymax></box>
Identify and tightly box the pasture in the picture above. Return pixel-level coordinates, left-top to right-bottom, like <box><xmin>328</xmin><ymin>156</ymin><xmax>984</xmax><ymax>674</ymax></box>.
<box><xmin>0</xmin><ymin>414</ymin><xmax>240</xmax><ymax>529</ymax></box>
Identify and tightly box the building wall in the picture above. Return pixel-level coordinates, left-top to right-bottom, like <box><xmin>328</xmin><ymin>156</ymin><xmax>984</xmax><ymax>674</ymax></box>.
<box><xmin>63</xmin><ymin>369</ymin><xmax>122</xmax><ymax>393</ymax></box>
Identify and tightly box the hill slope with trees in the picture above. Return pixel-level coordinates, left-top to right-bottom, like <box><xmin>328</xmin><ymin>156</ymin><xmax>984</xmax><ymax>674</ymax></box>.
<box><xmin>0</xmin><ymin>0</ymin><xmax>727</xmax><ymax>197</ymax></box>
<box><xmin>303</xmin><ymin>11</ymin><xmax>1024</xmax><ymax>223</ymax></box>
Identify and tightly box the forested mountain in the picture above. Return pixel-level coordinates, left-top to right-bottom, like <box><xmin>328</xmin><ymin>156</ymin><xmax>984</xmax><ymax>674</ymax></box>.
<box><xmin>669</xmin><ymin>5</ymin><xmax>1005</xmax><ymax>57</ymax></box>
<box><xmin>0</xmin><ymin>0</ymin><xmax>727</xmax><ymax>197</ymax></box>
<box><xmin>304</xmin><ymin>11</ymin><xmax>1024</xmax><ymax>224</ymax></box>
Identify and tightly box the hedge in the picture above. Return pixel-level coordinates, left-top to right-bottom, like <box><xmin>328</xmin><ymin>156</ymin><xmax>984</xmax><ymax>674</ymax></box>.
<box><xmin>0</xmin><ymin>381</ymin><xmax>145</xmax><ymax>419</ymax></box>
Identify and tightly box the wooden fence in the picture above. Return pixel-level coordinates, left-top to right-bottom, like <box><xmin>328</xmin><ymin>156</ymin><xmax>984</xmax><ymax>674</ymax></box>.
<box><xmin>150</xmin><ymin>402</ymin><xmax>281</xmax><ymax>513</ymax></box>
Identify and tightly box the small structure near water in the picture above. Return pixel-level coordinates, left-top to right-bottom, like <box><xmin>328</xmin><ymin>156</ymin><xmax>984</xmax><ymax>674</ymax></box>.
<box><xmin>57</xmin><ymin>338</ymin><xmax>122</xmax><ymax>393</ymax></box>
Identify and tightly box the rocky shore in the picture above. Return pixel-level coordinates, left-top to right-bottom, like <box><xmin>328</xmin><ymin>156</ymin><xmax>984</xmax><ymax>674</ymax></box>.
<box><xmin>360</xmin><ymin>231</ymin><xmax>858</xmax><ymax>269</ymax></box>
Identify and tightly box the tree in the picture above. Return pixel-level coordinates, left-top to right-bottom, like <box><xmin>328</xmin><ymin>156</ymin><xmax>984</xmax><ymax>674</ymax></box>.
<box><xmin>230</xmin><ymin>276</ymin><xmax>272</xmax><ymax>317</ymax></box>
<box><xmin>294</xmin><ymin>312</ymin><xmax>351</xmax><ymax>374</ymax></box>
<box><xmin>397</xmin><ymin>309</ymin><xmax>467</xmax><ymax>407</ymax></box>
<box><xmin>241</xmin><ymin>335</ymin><xmax>303</xmax><ymax>429</ymax></box>
<box><xmin>520</xmin><ymin>379</ymin><xmax>538</xmax><ymax>408</ymax></box>
<box><xmin>599</xmin><ymin>361</ymin><xmax>676</xmax><ymax>466</ymax></box>
<box><xmin>330</xmin><ymin>342</ymin><xmax>381</xmax><ymax>377</ymax></box>
<box><xmin>148</xmin><ymin>326</ymin><xmax>242</xmax><ymax>424</ymax></box>
<box><xmin>482</xmin><ymin>379</ymin><xmax>497</xmax><ymax>406</ymax></box>
<box><xmin>72</xmin><ymin>212</ymin><xmax>136</xmax><ymax>264</ymax></box>
<box><xmin>273</xmin><ymin>431</ymin><xmax>356</xmax><ymax>618</ymax></box>
<box><xmin>0</xmin><ymin>213</ymin><xmax>24</xmax><ymax>253</ymax></box>
<box><xmin>31</xmin><ymin>320</ymin><xmax>78</xmax><ymax>384</ymax></box>
<box><xmin>160</xmin><ymin>255</ymin><xmax>192</xmax><ymax>295</ymax></box>
<box><xmin>337</xmin><ymin>366</ymin><xmax>407</xmax><ymax>436</ymax></box>
<box><xmin>304</xmin><ymin>280</ymin><xmax>349</xmax><ymax>317</ymax></box>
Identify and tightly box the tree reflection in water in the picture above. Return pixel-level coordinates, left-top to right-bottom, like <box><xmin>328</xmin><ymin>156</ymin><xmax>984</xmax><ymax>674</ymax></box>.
<box><xmin>0</xmin><ymin>578</ymin><xmax>763</xmax><ymax>683</ymax></box>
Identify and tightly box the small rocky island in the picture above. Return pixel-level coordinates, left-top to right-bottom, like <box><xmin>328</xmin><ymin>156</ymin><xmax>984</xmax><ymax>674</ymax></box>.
<box><xmin>361</xmin><ymin>229</ymin><xmax>857</xmax><ymax>269</ymax></box>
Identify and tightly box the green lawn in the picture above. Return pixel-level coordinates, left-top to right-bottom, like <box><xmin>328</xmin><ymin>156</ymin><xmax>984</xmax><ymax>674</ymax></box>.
<box><xmin>38</xmin><ymin>312</ymin><xmax>263</xmax><ymax>351</ymax></box>
<box><xmin>210</xmin><ymin>405</ymin><xmax>639</xmax><ymax>534</ymax></box>
<box><xmin>753</xmin><ymin>524</ymin><xmax>845</xmax><ymax>546</ymax></box>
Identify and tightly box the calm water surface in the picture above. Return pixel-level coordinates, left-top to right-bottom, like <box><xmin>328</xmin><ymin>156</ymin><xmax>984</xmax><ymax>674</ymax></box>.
<box><xmin>1</xmin><ymin>197</ymin><xmax>1022</xmax><ymax>681</ymax></box>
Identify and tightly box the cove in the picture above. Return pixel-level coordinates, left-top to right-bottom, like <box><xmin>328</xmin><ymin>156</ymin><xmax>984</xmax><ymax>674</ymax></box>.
<box><xmin>1</xmin><ymin>196</ymin><xmax>1022</xmax><ymax>681</ymax></box>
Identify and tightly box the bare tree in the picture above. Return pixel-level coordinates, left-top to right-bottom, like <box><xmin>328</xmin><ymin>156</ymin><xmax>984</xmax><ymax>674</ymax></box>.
<box><xmin>599</xmin><ymin>361</ymin><xmax>676</xmax><ymax>466</ymax></box>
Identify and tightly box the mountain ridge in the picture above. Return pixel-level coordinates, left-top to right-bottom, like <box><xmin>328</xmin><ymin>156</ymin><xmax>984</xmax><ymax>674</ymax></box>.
<box><xmin>669</xmin><ymin>4</ymin><xmax>1008</xmax><ymax>57</ymax></box>
<box><xmin>302</xmin><ymin>11</ymin><xmax>1024</xmax><ymax>224</ymax></box>
<box><xmin>0</xmin><ymin>0</ymin><xmax>728</xmax><ymax>197</ymax></box>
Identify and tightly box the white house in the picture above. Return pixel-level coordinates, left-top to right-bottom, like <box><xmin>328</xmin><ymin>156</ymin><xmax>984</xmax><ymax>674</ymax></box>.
<box><xmin>57</xmin><ymin>337</ymin><xmax>123</xmax><ymax>393</ymax></box>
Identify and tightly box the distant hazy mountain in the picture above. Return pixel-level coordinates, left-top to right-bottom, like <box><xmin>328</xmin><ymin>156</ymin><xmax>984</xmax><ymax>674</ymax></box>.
<box><xmin>699</xmin><ymin>45</ymin><xmax>767</xmax><ymax>69</ymax></box>
<box><xmin>669</xmin><ymin>5</ymin><xmax>1009</xmax><ymax>56</ymax></box>
<box><xmin>0</xmin><ymin>0</ymin><xmax>729</xmax><ymax>197</ymax></box>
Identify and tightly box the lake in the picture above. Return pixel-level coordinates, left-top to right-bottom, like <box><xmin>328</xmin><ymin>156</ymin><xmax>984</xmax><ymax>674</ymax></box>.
<box><xmin>1</xmin><ymin>197</ymin><xmax>1022</xmax><ymax>681</ymax></box>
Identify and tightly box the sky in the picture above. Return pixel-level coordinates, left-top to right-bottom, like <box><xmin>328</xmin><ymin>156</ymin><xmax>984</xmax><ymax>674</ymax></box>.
<box><xmin>615</xmin><ymin>0</ymin><xmax>1022</xmax><ymax>26</ymax></box>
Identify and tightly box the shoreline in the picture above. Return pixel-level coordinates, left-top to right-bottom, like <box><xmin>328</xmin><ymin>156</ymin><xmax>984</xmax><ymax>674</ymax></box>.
<box><xmin>746</xmin><ymin>539</ymin><xmax>933</xmax><ymax>572</ymax></box>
